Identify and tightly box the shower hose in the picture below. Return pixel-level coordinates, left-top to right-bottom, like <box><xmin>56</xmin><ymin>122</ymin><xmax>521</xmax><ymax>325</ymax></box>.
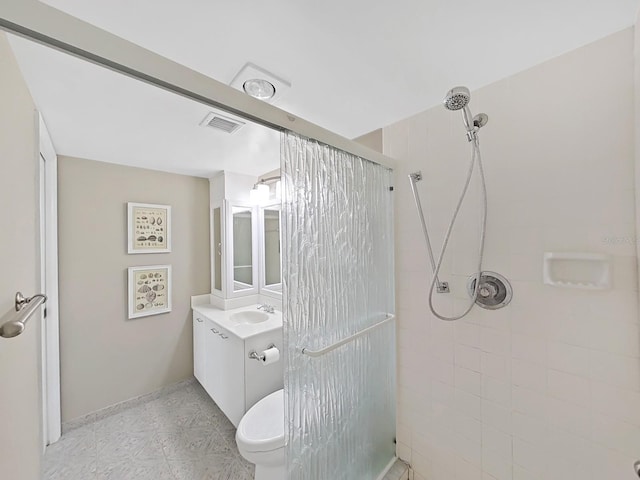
<box><xmin>415</xmin><ymin>136</ymin><xmax>487</xmax><ymax>321</ymax></box>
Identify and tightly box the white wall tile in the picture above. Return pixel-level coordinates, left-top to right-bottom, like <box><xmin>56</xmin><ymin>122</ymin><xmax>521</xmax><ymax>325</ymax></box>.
<box><xmin>591</xmin><ymin>382</ymin><xmax>640</xmax><ymax>426</ymax></box>
<box><xmin>588</xmin><ymin>349</ymin><xmax>640</xmax><ymax>391</ymax></box>
<box><xmin>482</xmin><ymin>447</ymin><xmax>513</xmax><ymax>480</ymax></box>
<box><xmin>589</xmin><ymin>318</ymin><xmax>640</xmax><ymax>357</ymax></box>
<box><xmin>455</xmin><ymin>344</ymin><xmax>482</xmax><ymax>372</ymax></box>
<box><xmin>456</xmin><ymin>321</ymin><xmax>481</xmax><ymax>346</ymax></box>
<box><xmin>482</xmin><ymin>425</ymin><xmax>512</xmax><ymax>459</ymax></box>
<box><xmin>512</xmin><ymin>334</ymin><xmax>546</xmax><ymax>365</ymax></box>
<box><xmin>511</xmin><ymin>359</ymin><xmax>546</xmax><ymax>392</ymax></box>
<box><xmin>455</xmin><ymin>388</ymin><xmax>482</xmax><ymax>420</ymax></box>
<box><xmin>386</xmin><ymin>28</ymin><xmax>638</xmax><ymax>480</ymax></box>
<box><xmin>512</xmin><ymin>386</ymin><xmax>547</xmax><ymax>421</ymax></box>
<box><xmin>546</xmin><ymin>341</ymin><xmax>590</xmax><ymax>377</ymax></box>
<box><xmin>512</xmin><ymin>438</ymin><xmax>545</xmax><ymax>477</ymax></box>
<box><xmin>482</xmin><ymin>376</ymin><xmax>511</xmax><ymax>408</ymax></box>
<box><xmin>512</xmin><ymin>412</ymin><xmax>547</xmax><ymax>444</ymax></box>
<box><xmin>512</xmin><ymin>465</ymin><xmax>539</xmax><ymax>480</ymax></box>
<box><xmin>456</xmin><ymin>366</ymin><xmax>482</xmax><ymax>396</ymax></box>
<box><xmin>545</xmin><ymin>397</ymin><xmax>591</xmax><ymax>438</ymax></box>
<box><xmin>455</xmin><ymin>457</ymin><xmax>483</xmax><ymax>480</ymax></box>
<box><xmin>591</xmin><ymin>413</ymin><xmax>640</xmax><ymax>458</ymax></box>
<box><xmin>481</xmin><ymin>328</ymin><xmax>511</xmax><ymax>356</ymax></box>
<box><xmin>482</xmin><ymin>399</ymin><xmax>512</xmax><ymax>434</ymax></box>
<box><xmin>481</xmin><ymin>352</ymin><xmax>511</xmax><ymax>381</ymax></box>
<box><xmin>547</xmin><ymin>369</ymin><xmax>590</xmax><ymax>407</ymax></box>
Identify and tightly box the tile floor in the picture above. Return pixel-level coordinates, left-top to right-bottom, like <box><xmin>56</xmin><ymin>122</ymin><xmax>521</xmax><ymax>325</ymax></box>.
<box><xmin>43</xmin><ymin>381</ymin><xmax>254</xmax><ymax>480</ymax></box>
<box><xmin>43</xmin><ymin>378</ymin><xmax>409</xmax><ymax>480</ymax></box>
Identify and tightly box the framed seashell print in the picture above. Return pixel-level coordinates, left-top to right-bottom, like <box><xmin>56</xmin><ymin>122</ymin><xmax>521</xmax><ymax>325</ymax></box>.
<box><xmin>127</xmin><ymin>202</ymin><xmax>171</xmax><ymax>254</ymax></box>
<box><xmin>128</xmin><ymin>265</ymin><xmax>172</xmax><ymax>319</ymax></box>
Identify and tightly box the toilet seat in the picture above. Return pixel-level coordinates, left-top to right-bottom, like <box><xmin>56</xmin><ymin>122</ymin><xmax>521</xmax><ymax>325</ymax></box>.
<box><xmin>236</xmin><ymin>389</ymin><xmax>284</xmax><ymax>453</ymax></box>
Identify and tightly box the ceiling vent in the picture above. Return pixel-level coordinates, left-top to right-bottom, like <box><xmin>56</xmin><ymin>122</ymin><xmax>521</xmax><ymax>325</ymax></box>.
<box><xmin>199</xmin><ymin>111</ymin><xmax>245</xmax><ymax>134</ymax></box>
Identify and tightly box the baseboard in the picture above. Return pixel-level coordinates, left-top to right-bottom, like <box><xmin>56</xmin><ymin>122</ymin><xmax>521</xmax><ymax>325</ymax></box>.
<box><xmin>61</xmin><ymin>377</ymin><xmax>196</xmax><ymax>434</ymax></box>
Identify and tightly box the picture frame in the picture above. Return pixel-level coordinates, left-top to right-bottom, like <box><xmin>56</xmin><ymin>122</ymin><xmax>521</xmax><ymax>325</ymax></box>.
<box><xmin>127</xmin><ymin>202</ymin><xmax>172</xmax><ymax>254</ymax></box>
<box><xmin>128</xmin><ymin>265</ymin><xmax>172</xmax><ymax>319</ymax></box>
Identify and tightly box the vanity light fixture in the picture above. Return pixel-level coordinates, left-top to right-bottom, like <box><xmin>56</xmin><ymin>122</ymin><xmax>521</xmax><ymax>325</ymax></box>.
<box><xmin>250</xmin><ymin>176</ymin><xmax>281</xmax><ymax>205</ymax></box>
<box><xmin>250</xmin><ymin>183</ymin><xmax>270</xmax><ymax>204</ymax></box>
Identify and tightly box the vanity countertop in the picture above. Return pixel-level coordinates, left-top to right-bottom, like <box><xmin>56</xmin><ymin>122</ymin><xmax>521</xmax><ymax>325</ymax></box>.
<box><xmin>192</xmin><ymin>304</ymin><xmax>282</xmax><ymax>340</ymax></box>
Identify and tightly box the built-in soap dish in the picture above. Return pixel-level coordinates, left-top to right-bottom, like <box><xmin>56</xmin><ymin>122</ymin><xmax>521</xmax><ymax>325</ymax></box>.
<box><xmin>543</xmin><ymin>252</ymin><xmax>611</xmax><ymax>290</ymax></box>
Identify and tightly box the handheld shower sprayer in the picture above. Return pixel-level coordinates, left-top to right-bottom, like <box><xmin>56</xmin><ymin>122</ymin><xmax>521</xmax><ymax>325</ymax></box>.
<box><xmin>407</xmin><ymin>85</ymin><xmax>512</xmax><ymax>321</ymax></box>
<box><xmin>443</xmin><ymin>86</ymin><xmax>488</xmax><ymax>141</ymax></box>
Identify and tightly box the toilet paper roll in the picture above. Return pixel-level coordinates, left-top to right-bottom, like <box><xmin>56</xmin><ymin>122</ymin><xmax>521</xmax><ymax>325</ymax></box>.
<box><xmin>260</xmin><ymin>346</ymin><xmax>280</xmax><ymax>365</ymax></box>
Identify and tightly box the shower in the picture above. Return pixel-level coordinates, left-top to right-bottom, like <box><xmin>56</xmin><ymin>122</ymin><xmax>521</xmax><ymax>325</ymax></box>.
<box><xmin>442</xmin><ymin>86</ymin><xmax>489</xmax><ymax>140</ymax></box>
<box><xmin>409</xmin><ymin>86</ymin><xmax>511</xmax><ymax>321</ymax></box>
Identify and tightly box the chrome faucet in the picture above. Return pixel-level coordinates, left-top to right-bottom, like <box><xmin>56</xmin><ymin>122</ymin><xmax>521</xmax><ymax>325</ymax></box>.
<box><xmin>257</xmin><ymin>304</ymin><xmax>275</xmax><ymax>314</ymax></box>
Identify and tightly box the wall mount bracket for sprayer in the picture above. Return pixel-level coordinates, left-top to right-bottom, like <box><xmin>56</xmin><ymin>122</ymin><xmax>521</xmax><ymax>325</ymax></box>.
<box><xmin>467</xmin><ymin>271</ymin><xmax>512</xmax><ymax>310</ymax></box>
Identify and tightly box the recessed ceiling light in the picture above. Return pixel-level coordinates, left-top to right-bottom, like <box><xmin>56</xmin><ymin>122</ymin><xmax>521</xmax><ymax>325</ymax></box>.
<box><xmin>230</xmin><ymin>63</ymin><xmax>291</xmax><ymax>104</ymax></box>
<box><xmin>243</xmin><ymin>79</ymin><xmax>276</xmax><ymax>100</ymax></box>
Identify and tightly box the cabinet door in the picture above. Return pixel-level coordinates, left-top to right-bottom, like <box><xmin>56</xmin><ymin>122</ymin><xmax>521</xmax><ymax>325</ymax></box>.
<box><xmin>193</xmin><ymin>314</ymin><xmax>206</xmax><ymax>385</ymax></box>
<box><xmin>204</xmin><ymin>320</ymin><xmax>245</xmax><ymax>427</ymax></box>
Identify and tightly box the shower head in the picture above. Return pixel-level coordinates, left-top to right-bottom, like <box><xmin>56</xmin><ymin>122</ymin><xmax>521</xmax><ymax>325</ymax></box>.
<box><xmin>443</xmin><ymin>85</ymin><xmax>488</xmax><ymax>140</ymax></box>
<box><xmin>443</xmin><ymin>86</ymin><xmax>471</xmax><ymax>111</ymax></box>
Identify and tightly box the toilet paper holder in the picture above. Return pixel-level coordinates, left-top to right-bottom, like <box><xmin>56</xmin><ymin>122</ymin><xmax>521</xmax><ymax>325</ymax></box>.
<box><xmin>248</xmin><ymin>344</ymin><xmax>277</xmax><ymax>362</ymax></box>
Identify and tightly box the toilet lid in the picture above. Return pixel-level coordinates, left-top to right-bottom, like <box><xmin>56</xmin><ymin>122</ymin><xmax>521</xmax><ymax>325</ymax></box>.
<box><xmin>237</xmin><ymin>389</ymin><xmax>284</xmax><ymax>453</ymax></box>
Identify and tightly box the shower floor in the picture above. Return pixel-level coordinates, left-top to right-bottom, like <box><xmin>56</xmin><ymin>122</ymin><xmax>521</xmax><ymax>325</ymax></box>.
<box><xmin>42</xmin><ymin>379</ymin><xmax>254</xmax><ymax>480</ymax></box>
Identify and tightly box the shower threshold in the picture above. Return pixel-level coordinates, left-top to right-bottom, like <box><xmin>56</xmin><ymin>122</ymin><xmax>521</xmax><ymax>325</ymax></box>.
<box><xmin>379</xmin><ymin>458</ymin><xmax>410</xmax><ymax>480</ymax></box>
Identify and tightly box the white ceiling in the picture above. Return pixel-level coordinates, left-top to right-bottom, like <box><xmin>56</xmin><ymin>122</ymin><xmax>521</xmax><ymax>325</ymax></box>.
<box><xmin>9</xmin><ymin>0</ymin><xmax>640</xmax><ymax>176</ymax></box>
<box><xmin>8</xmin><ymin>36</ymin><xmax>280</xmax><ymax>178</ymax></box>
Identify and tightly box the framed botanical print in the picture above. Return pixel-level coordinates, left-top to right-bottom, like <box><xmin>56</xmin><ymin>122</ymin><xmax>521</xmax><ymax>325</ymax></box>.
<box><xmin>128</xmin><ymin>265</ymin><xmax>172</xmax><ymax>319</ymax></box>
<box><xmin>127</xmin><ymin>202</ymin><xmax>171</xmax><ymax>254</ymax></box>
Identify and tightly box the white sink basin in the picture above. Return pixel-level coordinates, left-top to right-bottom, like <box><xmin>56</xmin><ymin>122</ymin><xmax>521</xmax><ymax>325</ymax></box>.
<box><xmin>229</xmin><ymin>310</ymin><xmax>269</xmax><ymax>324</ymax></box>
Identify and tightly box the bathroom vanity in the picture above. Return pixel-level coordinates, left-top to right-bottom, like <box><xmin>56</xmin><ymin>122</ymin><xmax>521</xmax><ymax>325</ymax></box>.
<box><xmin>192</xmin><ymin>304</ymin><xmax>283</xmax><ymax>427</ymax></box>
<box><xmin>192</xmin><ymin>172</ymin><xmax>284</xmax><ymax>427</ymax></box>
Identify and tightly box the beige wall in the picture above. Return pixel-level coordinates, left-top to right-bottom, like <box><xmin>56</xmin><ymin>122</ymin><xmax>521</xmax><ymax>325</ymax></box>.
<box><xmin>58</xmin><ymin>156</ymin><xmax>210</xmax><ymax>422</ymax></box>
<box><xmin>385</xmin><ymin>29</ymin><xmax>638</xmax><ymax>479</ymax></box>
<box><xmin>0</xmin><ymin>32</ymin><xmax>43</xmax><ymax>480</ymax></box>
<box><xmin>354</xmin><ymin>128</ymin><xmax>383</xmax><ymax>153</ymax></box>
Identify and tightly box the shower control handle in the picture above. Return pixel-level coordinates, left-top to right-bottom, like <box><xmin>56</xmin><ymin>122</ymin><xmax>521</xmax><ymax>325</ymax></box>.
<box><xmin>634</xmin><ymin>460</ymin><xmax>640</xmax><ymax>477</ymax></box>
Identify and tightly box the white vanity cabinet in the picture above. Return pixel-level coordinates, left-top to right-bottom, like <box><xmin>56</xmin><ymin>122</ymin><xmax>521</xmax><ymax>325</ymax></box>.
<box><xmin>193</xmin><ymin>314</ymin><xmax>206</xmax><ymax>384</ymax></box>
<box><xmin>192</xmin><ymin>306</ymin><xmax>284</xmax><ymax>427</ymax></box>
<box><xmin>203</xmin><ymin>318</ymin><xmax>245</xmax><ymax>426</ymax></box>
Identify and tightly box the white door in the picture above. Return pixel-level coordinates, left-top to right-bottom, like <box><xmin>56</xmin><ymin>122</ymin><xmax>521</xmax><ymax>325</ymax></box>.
<box><xmin>0</xmin><ymin>34</ymin><xmax>46</xmax><ymax>479</ymax></box>
<box><xmin>39</xmin><ymin>114</ymin><xmax>61</xmax><ymax>445</ymax></box>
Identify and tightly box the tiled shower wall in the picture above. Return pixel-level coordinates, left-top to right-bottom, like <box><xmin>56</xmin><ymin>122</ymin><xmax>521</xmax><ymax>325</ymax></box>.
<box><xmin>385</xmin><ymin>28</ymin><xmax>640</xmax><ymax>480</ymax></box>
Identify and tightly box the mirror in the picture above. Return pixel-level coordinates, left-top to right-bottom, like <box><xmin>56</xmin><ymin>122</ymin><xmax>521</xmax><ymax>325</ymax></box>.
<box><xmin>232</xmin><ymin>206</ymin><xmax>254</xmax><ymax>291</ymax></box>
<box><xmin>212</xmin><ymin>207</ymin><xmax>222</xmax><ymax>292</ymax></box>
<box><xmin>261</xmin><ymin>204</ymin><xmax>282</xmax><ymax>296</ymax></box>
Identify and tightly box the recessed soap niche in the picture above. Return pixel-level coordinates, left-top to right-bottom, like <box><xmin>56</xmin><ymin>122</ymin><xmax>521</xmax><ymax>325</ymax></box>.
<box><xmin>543</xmin><ymin>252</ymin><xmax>611</xmax><ymax>290</ymax></box>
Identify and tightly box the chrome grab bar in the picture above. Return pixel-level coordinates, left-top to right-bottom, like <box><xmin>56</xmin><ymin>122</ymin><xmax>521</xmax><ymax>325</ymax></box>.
<box><xmin>0</xmin><ymin>292</ymin><xmax>48</xmax><ymax>339</ymax></box>
<box><xmin>301</xmin><ymin>314</ymin><xmax>395</xmax><ymax>358</ymax></box>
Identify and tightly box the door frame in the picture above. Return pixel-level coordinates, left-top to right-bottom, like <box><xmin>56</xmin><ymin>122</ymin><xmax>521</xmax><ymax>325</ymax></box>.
<box><xmin>38</xmin><ymin>113</ymin><xmax>61</xmax><ymax>445</ymax></box>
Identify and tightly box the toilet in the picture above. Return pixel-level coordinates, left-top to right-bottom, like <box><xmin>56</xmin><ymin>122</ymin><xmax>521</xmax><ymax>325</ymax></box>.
<box><xmin>236</xmin><ymin>389</ymin><xmax>285</xmax><ymax>480</ymax></box>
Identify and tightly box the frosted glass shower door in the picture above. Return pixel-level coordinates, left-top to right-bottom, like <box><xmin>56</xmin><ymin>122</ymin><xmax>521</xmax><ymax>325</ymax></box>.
<box><xmin>282</xmin><ymin>131</ymin><xmax>396</xmax><ymax>480</ymax></box>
